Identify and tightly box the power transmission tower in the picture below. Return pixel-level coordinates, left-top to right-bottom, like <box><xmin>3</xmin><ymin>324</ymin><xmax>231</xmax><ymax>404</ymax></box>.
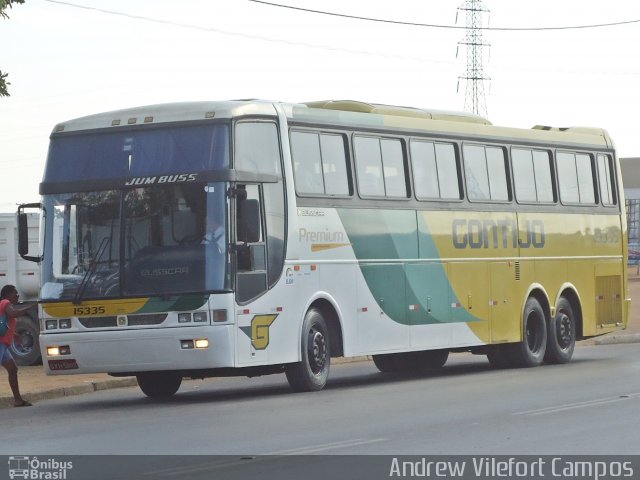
<box><xmin>456</xmin><ymin>0</ymin><xmax>490</xmax><ymax>117</ymax></box>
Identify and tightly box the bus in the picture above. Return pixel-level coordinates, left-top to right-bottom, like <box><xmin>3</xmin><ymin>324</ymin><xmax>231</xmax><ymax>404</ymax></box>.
<box><xmin>18</xmin><ymin>99</ymin><xmax>629</xmax><ymax>397</ymax></box>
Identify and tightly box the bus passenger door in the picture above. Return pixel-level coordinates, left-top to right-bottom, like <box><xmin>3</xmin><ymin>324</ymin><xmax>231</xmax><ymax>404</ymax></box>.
<box><xmin>234</xmin><ymin>184</ymin><xmax>270</xmax><ymax>365</ymax></box>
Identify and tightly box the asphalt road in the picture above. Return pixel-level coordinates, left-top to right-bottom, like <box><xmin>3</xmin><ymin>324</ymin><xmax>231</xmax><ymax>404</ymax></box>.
<box><xmin>3</xmin><ymin>343</ymin><xmax>639</xmax><ymax>458</ymax></box>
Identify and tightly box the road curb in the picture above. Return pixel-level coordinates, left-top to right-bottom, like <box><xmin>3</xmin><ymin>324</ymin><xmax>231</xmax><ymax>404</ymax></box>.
<box><xmin>0</xmin><ymin>377</ymin><xmax>138</xmax><ymax>410</ymax></box>
<box><xmin>594</xmin><ymin>333</ymin><xmax>640</xmax><ymax>345</ymax></box>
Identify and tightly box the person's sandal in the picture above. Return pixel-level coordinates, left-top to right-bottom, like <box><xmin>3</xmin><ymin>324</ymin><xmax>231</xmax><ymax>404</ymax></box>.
<box><xmin>14</xmin><ymin>400</ymin><xmax>32</xmax><ymax>407</ymax></box>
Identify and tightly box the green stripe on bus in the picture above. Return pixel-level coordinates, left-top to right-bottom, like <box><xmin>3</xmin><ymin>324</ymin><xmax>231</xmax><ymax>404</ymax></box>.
<box><xmin>338</xmin><ymin>208</ymin><xmax>479</xmax><ymax>326</ymax></box>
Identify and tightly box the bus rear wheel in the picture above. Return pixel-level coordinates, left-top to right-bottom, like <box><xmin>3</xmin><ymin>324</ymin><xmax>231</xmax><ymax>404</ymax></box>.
<box><xmin>545</xmin><ymin>297</ymin><xmax>576</xmax><ymax>364</ymax></box>
<box><xmin>486</xmin><ymin>346</ymin><xmax>512</xmax><ymax>369</ymax></box>
<box><xmin>285</xmin><ymin>308</ymin><xmax>331</xmax><ymax>392</ymax></box>
<box><xmin>136</xmin><ymin>371</ymin><xmax>182</xmax><ymax>398</ymax></box>
<box><xmin>509</xmin><ymin>297</ymin><xmax>547</xmax><ymax>367</ymax></box>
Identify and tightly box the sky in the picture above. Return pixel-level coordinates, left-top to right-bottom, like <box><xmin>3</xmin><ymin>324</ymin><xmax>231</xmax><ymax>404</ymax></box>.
<box><xmin>1</xmin><ymin>0</ymin><xmax>639</xmax><ymax>211</ymax></box>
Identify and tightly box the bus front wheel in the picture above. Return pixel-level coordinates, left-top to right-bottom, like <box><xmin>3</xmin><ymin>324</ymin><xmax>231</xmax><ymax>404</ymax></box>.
<box><xmin>285</xmin><ymin>308</ymin><xmax>331</xmax><ymax>392</ymax></box>
<box><xmin>11</xmin><ymin>316</ymin><xmax>41</xmax><ymax>366</ymax></box>
<box><xmin>136</xmin><ymin>371</ymin><xmax>182</xmax><ymax>398</ymax></box>
<box><xmin>545</xmin><ymin>297</ymin><xmax>576</xmax><ymax>364</ymax></box>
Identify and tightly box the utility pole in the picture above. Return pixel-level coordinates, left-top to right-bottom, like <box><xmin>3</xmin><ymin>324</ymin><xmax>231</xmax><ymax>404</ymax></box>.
<box><xmin>457</xmin><ymin>0</ymin><xmax>490</xmax><ymax>117</ymax></box>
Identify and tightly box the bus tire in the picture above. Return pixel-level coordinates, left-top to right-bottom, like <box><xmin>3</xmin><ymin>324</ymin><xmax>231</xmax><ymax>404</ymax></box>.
<box><xmin>421</xmin><ymin>349</ymin><xmax>449</xmax><ymax>369</ymax></box>
<box><xmin>285</xmin><ymin>308</ymin><xmax>330</xmax><ymax>392</ymax></box>
<box><xmin>509</xmin><ymin>297</ymin><xmax>547</xmax><ymax>367</ymax></box>
<box><xmin>373</xmin><ymin>350</ymin><xmax>448</xmax><ymax>373</ymax></box>
<box><xmin>486</xmin><ymin>346</ymin><xmax>511</xmax><ymax>369</ymax></box>
<box><xmin>11</xmin><ymin>316</ymin><xmax>42</xmax><ymax>366</ymax></box>
<box><xmin>136</xmin><ymin>371</ymin><xmax>182</xmax><ymax>398</ymax></box>
<box><xmin>544</xmin><ymin>297</ymin><xmax>576</xmax><ymax>364</ymax></box>
<box><xmin>372</xmin><ymin>354</ymin><xmax>397</xmax><ymax>373</ymax></box>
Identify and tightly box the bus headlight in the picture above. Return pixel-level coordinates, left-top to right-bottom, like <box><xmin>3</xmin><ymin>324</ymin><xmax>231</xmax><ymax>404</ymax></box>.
<box><xmin>193</xmin><ymin>312</ymin><xmax>208</xmax><ymax>323</ymax></box>
<box><xmin>45</xmin><ymin>320</ymin><xmax>58</xmax><ymax>330</ymax></box>
<box><xmin>178</xmin><ymin>313</ymin><xmax>192</xmax><ymax>323</ymax></box>
<box><xmin>47</xmin><ymin>345</ymin><xmax>71</xmax><ymax>356</ymax></box>
<box><xmin>180</xmin><ymin>339</ymin><xmax>208</xmax><ymax>349</ymax></box>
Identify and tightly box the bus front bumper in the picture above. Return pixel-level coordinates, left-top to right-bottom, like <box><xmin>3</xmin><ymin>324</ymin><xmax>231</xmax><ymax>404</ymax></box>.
<box><xmin>40</xmin><ymin>325</ymin><xmax>235</xmax><ymax>375</ymax></box>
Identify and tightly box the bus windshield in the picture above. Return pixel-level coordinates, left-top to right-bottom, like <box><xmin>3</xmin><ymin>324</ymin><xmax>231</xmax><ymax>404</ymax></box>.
<box><xmin>41</xmin><ymin>182</ymin><xmax>230</xmax><ymax>301</ymax></box>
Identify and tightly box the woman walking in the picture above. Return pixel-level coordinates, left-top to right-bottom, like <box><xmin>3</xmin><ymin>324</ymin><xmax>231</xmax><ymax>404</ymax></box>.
<box><xmin>1</xmin><ymin>284</ymin><xmax>34</xmax><ymax>407</ymax></box>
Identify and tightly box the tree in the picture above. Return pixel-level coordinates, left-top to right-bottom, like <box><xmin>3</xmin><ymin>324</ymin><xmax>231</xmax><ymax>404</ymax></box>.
<box><xmin>0</xmin><ymin>0</ymin><xmax>25</xmax><ymax>97</ymax></box>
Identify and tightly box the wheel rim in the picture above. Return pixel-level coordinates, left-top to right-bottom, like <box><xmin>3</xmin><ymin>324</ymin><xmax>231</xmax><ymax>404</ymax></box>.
<box><xmin>307</xmin><ymin>327</ymin><xmax>327</xmax><ymax>375</ymax></box>
<box><xmin>556</xmin><ymin>312</ymin><xmax>573</xmax><ymax>350</ymax></box>
<box><xmin>525</xmin><ymin>312</ymin><xmax>544</xmax><ymax>353</ymax></box>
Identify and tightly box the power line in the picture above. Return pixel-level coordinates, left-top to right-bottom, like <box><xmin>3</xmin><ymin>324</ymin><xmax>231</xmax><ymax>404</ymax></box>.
<box><xmin>249</xmin><ymin>0</ymin><xmax>640</xmax><ymax>31</ymax></box>
<box><xmin>41</xmin><ymin>0</ymin><xmax>431</xmax><ymax>62</ymax></box>
<box><xmin>38</xmin><ymin>0</ymin><xmax>640</xmax><ymax>75</ymax></box>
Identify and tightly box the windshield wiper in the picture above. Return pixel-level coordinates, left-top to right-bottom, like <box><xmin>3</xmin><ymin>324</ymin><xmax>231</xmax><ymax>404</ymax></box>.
<box><xmin>73</xmin><ymin>237</ymin><xmax>111</xmax><ymax>305</ymax></box>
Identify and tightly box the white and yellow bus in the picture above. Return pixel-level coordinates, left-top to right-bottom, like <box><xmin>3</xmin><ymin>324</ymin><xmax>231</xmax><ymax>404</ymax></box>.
<box><xmin>19</xmin><ymin>99</ymin><xmax>629</xmax><ymax>397</ymax></box>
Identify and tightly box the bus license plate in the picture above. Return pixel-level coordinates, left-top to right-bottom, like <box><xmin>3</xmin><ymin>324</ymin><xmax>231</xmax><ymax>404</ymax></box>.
<box><xmin>48</xmin><ymin>359</ymin><xmax>79</xmax><ymax>371</ymax></box>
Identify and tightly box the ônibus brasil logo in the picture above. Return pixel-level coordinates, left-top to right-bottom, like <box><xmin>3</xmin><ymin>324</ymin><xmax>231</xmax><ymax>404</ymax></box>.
<box><xmin>8</xmin><ymin>456</ymin><xmax>73</xmax><ymax>480</ymax></box>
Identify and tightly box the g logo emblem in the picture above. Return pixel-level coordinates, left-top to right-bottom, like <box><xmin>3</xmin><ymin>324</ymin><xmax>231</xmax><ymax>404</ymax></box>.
<box><xmin>240</xmin><ymin>314</ymin><xmax>278</xmax><ymax>350</ymax></box>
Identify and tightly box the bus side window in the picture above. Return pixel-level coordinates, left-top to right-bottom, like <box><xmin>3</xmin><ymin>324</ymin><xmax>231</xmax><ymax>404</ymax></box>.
<box><xmin>512</xmin><ymin>148</ymin><xmax>555</xmax><ymax>203</ymax></box>
<box><xmin>598</xmin><ymin>154</ymin><xmax>616</xmax><ymax>206</ymax></box>
<box><xmin>411</xmin><ymin>140</ymin><xmax>461</xmax><ymax>200</ymax></box>
<box><xmin>463</xmin><ymin>144</ymin><xmax>510</xmax><ymax>202</ymax></box>
<box><xmin>354</xmin><ymin>135</ymin><xmax>407</xmax><ymax>198</ymax></box>
<box><xmin>557</xmin><ymin>151</ymin><xmax>596</xmax><ymax>205</ymax></box>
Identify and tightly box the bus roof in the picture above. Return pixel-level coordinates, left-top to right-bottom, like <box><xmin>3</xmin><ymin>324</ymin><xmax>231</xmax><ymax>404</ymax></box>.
<box><xmin>50</xmin><ymin>100</ymin><xmax>279</xmax><ymax>134</ymax></box>
<box><xmin>51</xmin><ymin>99</ymin><xmax>614</xmax><ymax>150</ymax></box>
<box><xmin>290</xmin><ymin>100</ymin><xmax>613</xmax><ymax>150</ymax></box>
<box><xmin>303</xmin><ymin>100</ymin><xmax>492</xmax><ymax>124</ymax></box>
